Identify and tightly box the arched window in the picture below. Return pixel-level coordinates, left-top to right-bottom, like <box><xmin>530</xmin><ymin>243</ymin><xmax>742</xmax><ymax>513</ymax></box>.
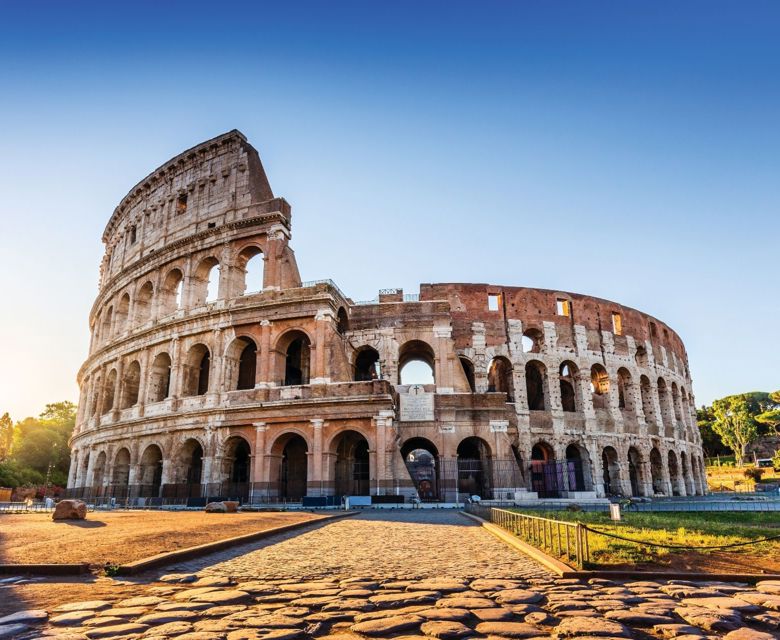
<box><xmin>355</xmin><ymin>347</ymin><xmax>381</xmax><ymax>381</ymax></box>
<box><xmin>522</xmin><ymin>328</ymin><xmax>543</xmax><ymax>354</ymax></box>
<box><xmin>102</xmin><ymin>306</ymin><xmax>114</xmax><ymax>342</ymax></box>
<box><xmin>457</xmin><ymin>437</ymin><xmax>492</xmax><ymax>498</ymax></box>
<box><xmin>138</xmin><ymin>444</ymin><xmax>163</xmax><ymax>497</ymax></box>
<box><xmin>160</xmin><ymin>268</ymin><xmax>184</xmax><ymax>315</ymax></box>
<box><xmin>398</xmin><ymin>340</ymin><xmax>435</xmax><ymax>385</ymax></box>
<box><xmin>237</xmin><ymin>339</ymin><xmax>257</xmax><ymax>390</ymax></box>
<box><xmin>525</xmin><ymin>361</ymin><xmax>547</xmax><ymax>410</ymax></box>
<box><xmin>102</xmin><ymin>369</ymin><xmax>117</xmax><ymax>414</ymax></box>
<box><xmin>192</xmin><ymin>257</ymin><xmax>220</xmax><ymax>306</ymax></box>
<box><xmin>205</xmin><ymin>263</ymin><xmax>220</xmax><ymax>302</ymax></box>
<box><xmin>121</xmin><ymin>360</ymin><xmax>141</xmax><ymax>409</ymax></box>
<box><xmin>617</xmin><ymin>367</ymin><xmax>635</xmax><ymax>412</ymax></box>
<box><xmin>559</xmin><ymin>361</ymin><xmax>578</xmax><ymax>412</ymax></box>
<box><xmin>640</xmin><ymin>375</ymin><xmax>655</xmax><ymax>423</ymax></box>
<box><xmin>135</xmin><ymin>281</ymin><xmax>154</xmax><ymax>324</ymax></box>
<box><xmin>488</xmin><ymin>357</ymin><xmax>514</xmax><ymax>402</ymax></box>
<box><xmin>590</xmin><ymin>364</ymin><xmax>609</xmax><ymax>409</ymax></box>
<box><xmin>112</xmin><ymin>448</ymin><xmax>131</xmax><ymax>488</ymax></box>
<box><xmin>239</xmin><ymin>246</ymin><xmax>264</xmax><ymax>295</ymax></box>
<box><xmin>183</xmin><ymin>344</ymin><xmax>211</xmax><ymax>396</ymax></box>
<box><xmin>116</xmin><ymin>293</ymin><xmax>130</xmax><ymax>333</ymax></box>
<box><xmin>278</xmin><ymin>331</ymin><xmax>311</xmax><ymax>386</ymax></box>
<box><xmin>459</xmin><ymin>357</ymin><xmax>476</xmax><ymax>392</ymax></box>
<box><xmin>148</xmin><ymin>352</ymin><xmax>172</xmax><ymax>403</ymax></box>
<box><xmin>336</xmin><ymin>307</ymin><xmax>349</xmax><ymax>334</ymax></box>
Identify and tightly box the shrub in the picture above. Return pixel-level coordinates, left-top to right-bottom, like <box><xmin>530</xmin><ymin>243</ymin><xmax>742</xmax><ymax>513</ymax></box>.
<box><xmin>744</xmin><ymin>467</ymin><xmax>765</xmax><ymax>482</ymax></box>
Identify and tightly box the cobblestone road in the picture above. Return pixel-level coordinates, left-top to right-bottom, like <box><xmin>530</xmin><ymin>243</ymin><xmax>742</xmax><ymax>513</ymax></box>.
<box><xmin>3</xmin><ymin>510</ymin><xmax>779</xmax><ymax>639</ymax></box>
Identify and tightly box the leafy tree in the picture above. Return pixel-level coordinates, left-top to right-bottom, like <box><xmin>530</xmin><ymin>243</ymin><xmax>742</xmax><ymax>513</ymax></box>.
<box><xmin>0</xmin><ymin>413</ymin><xmax>12</xmax><ymax>461</ymax></box>
<box><xmin>756</xmin><ymin>390</ymin><xmax>780</xmax><ymax>435</ymax></box>
<box><xmin>697</xmin><ymin>404</ymin><xmax>729</xmax><ymax>457</ymax></box>
<box><xmin>711</xmin><ymin>394</ymin><xmax>761</xmax><ymax>466</ymax></box>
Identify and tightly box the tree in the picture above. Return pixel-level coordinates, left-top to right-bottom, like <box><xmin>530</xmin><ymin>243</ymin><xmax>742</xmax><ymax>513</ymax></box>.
<box><xmin>711</xmin><ymin>394</ymin><xmax>761</xmax><ymax>467</ymax></box>
<box><xmin>0</xmin><ymin>413</ymin><xmax>13</xmax><ymax>461</ymax></box>
<box><xmin>697</xmin><ymin>404</ymin><xmax>729</xmax><ymax>457</ymax></box>
<box><xmin>756</xmin><ymin>390</ymin><xmax>780</xmax><ymax>435</ymax></box>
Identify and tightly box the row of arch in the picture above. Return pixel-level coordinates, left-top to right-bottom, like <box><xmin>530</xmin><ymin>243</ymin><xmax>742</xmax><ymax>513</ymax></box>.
<box><xmin>92</xmin><ymin>247</ymin><xmax>265</xmax><ymax>348</ymax></box>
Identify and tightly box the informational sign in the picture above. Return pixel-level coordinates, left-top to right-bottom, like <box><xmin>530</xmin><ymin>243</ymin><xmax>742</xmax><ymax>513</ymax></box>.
<box><xmin>438</xmin><ymin>425</ymin><xmax>455</xmax><ymax>434</ymax></box>
<box><xmin>400</xmin><ymin>385</ymin><xmax>435</xmax><ymax>421</ymax></box>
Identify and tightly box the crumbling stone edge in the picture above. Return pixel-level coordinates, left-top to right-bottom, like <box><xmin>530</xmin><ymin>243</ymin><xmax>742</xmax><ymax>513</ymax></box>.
<box><xmin>460</xmin><ymin>510</ymin><xmax>780</xmax><ymax>583</ymax></box>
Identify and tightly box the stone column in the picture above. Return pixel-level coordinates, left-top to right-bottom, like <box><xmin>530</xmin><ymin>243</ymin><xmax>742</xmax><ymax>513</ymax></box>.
<box><xmin>310</xmin><ymin>419</ymin><xmax>324</xmax><ymax>495</ymax></box>
<box><xmin>433</xmin><ymin>325</ymin><xmax>453</xmax><ymax>393</ymax></box>
<box><xmin>374</xmin><ymin>411</ymin><xmax>394</xmax><ymax>495</ymax></box>
<box><xmin>67</xmin><ymin>451</ymin><xmax>79</xmax><ymax>488</ymax></box>
<box><xmin>257</xmin><ymin>320</ymin><xmax>273</xmax><ymax>386</ymax></box>
<box><xmin>311</xmin><ymin>311</ymin><xmax>333</xmax><ymax>384</ymax></box>
<box><xmin>251</xmin><ymin>423</ymin><xmax>268</xmax><ymax>499</ymax></box>
<box><xmin>111</xmin><ymin>359</ymin><xmax>124</xmax><ymax>417</ymax></box>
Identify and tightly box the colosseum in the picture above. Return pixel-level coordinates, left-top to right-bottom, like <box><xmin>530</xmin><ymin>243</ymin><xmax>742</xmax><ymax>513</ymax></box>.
<box><xmin>68</xmin><ymin>129</ymin><xmax>706</xmax><ymax>505</ymax></box>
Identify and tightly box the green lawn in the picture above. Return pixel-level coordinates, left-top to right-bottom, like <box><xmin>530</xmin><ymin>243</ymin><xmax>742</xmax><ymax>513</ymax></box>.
<box><xmin>510</xmin><ymin>510</ymin><xmax>780</xmax><ymax>566</ymax></box>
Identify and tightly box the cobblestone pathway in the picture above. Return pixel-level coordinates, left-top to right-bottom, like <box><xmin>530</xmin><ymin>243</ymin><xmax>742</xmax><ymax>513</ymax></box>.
<box><xmin>2</xmin><ymin>511</ymin><xmax>779</xmax><ymax>639</ymax></box>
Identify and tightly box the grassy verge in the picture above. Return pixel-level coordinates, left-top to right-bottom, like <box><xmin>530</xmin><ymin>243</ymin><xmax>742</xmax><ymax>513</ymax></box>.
<box><xmin>511</xmin><ymin>510</ymin><xmax>780</xmax><ymax>566</ymax></box>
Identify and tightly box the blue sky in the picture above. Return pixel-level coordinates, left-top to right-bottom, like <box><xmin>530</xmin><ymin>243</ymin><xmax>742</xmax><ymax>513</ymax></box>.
<box><xmin>0</xmin><ymin>1</ymin><xmax>777</xmax><ymax>419</ymax></box>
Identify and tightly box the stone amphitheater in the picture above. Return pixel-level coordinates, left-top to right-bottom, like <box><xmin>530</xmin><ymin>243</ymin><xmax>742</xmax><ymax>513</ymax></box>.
<box><xmin>67</xmin><ymin>129</ymin><xmax>706</xmax><ymax>504</ymax></box>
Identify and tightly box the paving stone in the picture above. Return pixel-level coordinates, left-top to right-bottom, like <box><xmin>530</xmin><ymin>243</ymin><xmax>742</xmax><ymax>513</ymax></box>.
<box><xmin>471</xmin><ymin>607</ymin><xmax>516</xmax><ymax>622</ymax></box>
<box><xmin>524</xmin><ymin>612</ymin><xmax>556</xmax><ymax>626</ymax></box>
<box><xmin>354</xmin><ymin>606</ymin><xmax>430</xmax><ymax>622</ymax></box>
<box><xmin>173</xmin><ymin>587</ymin><xmax>223</xmax><ymax>601</ymax></box>
<box><xmin>470</xmin><ymin>579</ymin><xmax>525</xmax><ymax>592</ymax></box>
<box><xmin>740</xmin><ymin>593</ymin><xmax>780</xmax><ymax>611</ymax></box>
<box><xmin>494</xmin><ymin>589</ymin><xmax>544</xmax><ymax>605</ymax></box>
<box><xmin>192</xmin><ymin>576</ymin><xmax>236</xmax><ymax>587</ymax></box>
<box><xmin>83</xmin><ymin>616</ymin><xmax>132</xmax><ymax>627</ymax></box>
<box><xmin>204</xmin><ymin>605</ymin><xmax>248</xmax><ymax>617</ymax></box>
<box><xmin>420</xmin><ymin>620</ymin><xmax>474</xmax><ymax>638</ymax></box>
<box><xmin>756</xmin><ymin>581</ymin><xmax>780</xmax><ymax>596</ymax></box>
<box><xmin>156</xmin><ymin>601</ymin><xmax>212</xmax><ymax>612</ymax></box>
<box><xmin>0</xmin><ymin>609</ymin><xmax>47</xmax><ymax>625</ymax></box>
<box><xmin>54</xmin><ymin>601</ymin><xmax>113</xmax><ymax>613</ymax></box>
<box><xmin>438</xmin><ymin>597</ymin><xmax>496</xmax><ymax>609</ymax></box>
<box><xmin>604</xmin><ymin>610</ymin><xmax>675</xmax><ymax>626</ymax></box>
<box><xmin>674</xmin><ymin>606</ymin><xmax>743</xmax><ymax>632</ymax></box>
<box><xmin>305</xmin><ymin>610</ymin><xmax>360</xmax><ymax>623</ymax></box>
<box><xmin>176</xmin><ymin>633</ymin><xmax>226</xmax><ymax>640</ymax></box>
<box><xmin>681</xmin><ymin>596</ymin><xmax>761</xmax><ymax>613</ymax></box>
<box><xmin>369</xmin><ymin>591</ymin><xmax>440</xmax><ymax>607</ymax></box>
<box><xmin>653</xmin><ymin>623</ymin><xmax>705</xmax><ymax>638</ymax></box>
<box><xmin>415</xmin><ymin>608</ymin><xmax>471</xmax><ymax>622</ymax></box>
<box><xmin>242</xmin><ymin>614</ymin><xmax>304</xmax><ymax>628</ymax></box>
<box><xmin>137</xmin><ymin>610</ymin><xmax>200</xmax><ymax>625</ymax></box>
<box><xmin>553</xmin><ymin>616</ymin><xmax>631</xmax><ymax>637</ymax></box>
<box><xmin>190</xmin><ymin>590</ymin><xmax>252</xmax><ymax>605</ymax></box>
<box><xmin>351</xmin><ymin>614</ymin><xmax>423</xmax><ymax>635</ymax></box>
<box><xmin>339</xmin><ymin>588</ymin><xmax>375</xmax><ymax>597</ymax></box>
<box><xmin>723</xmin><ymin>629</ymin><xmax>777</xmax><ymax>640</ymax></box>
<box><xmin>474</xmin><ymin>621</ymin><xmax>543</xmax><ymax>637</ymax></box>
<box><xmin>142</xmin><ymin>620</ymin><xmax>194</xmax><ymax>636</ymax></box>
<box><xmin>84</xmin><ymin>623</ymin><xmax>150</xmax><ymax>638</ymax></box>
<box><xmin>235</xmin><ymin>582</ymin><xmax>280</xmax><ymax>595</ymax></box>
<box><xmin>226</xmin><ymin>630</ymin><xmax>303</xmax><ymax>640</ymax></box>
<box><xmin>159</xmin><ymin>574</ymin><xmax>198</xmax><ymax>584</ymax></box>
<box><xmin>322</xmin><ymin>599</ymin><xmax>375</xmax><ymax>612</ymax></box>
<box><xmin>51</xmin><ymin>610</ymin><xmax>100</xmax><ymax>626</ymax></box>
<box><xmin>0</xmin><ymin>624</ymin><xmax>28</xmax><ymax>639</ymax></box>
<box><xmin>412</xmin><ymin>580</ymin><xmax>469</xmax><ymax>593</ymax></box>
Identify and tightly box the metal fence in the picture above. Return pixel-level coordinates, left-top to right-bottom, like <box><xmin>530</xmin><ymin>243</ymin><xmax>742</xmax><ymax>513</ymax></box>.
<box><xmin>467</xmin><ymin>504</ymin><xmax>589</xmax><ymax>568</ymax></box>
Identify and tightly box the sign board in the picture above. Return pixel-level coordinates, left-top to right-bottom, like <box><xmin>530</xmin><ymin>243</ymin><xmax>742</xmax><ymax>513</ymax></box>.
<box><xmin>400</xmin><ymin>385</ymin><xmax>434</xmax><ymax>421</ymax></box>
<box><xmin>489</xmin><ymin>421</ymin><xmax>509</xmax><ymax>433</ymax></box>
<box><xmin>438</xmin><ymin>425</ymin><xmax>455</xmax><ymax>434</ymax></box>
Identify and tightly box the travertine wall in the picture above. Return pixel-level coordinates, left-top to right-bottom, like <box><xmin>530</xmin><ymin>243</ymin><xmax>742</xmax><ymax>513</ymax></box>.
<box><xmin>68</xmin><ymin>130</ymin><xmax>705</xmax><ymax>503</ymax></box>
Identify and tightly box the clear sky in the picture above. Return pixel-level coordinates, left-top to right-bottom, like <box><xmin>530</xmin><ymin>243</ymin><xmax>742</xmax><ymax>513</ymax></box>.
<box><xmin>0</xmin><ymin>1</ymin><xmax>777</xmax><ymax>420</ymax></box>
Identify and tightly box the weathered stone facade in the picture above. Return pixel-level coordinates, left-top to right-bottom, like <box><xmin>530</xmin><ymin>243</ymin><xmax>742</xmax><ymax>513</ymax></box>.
<box><xmin>68</xmin><ymin>130</ymin><xmax>705</xmax><ymax>503</ymax></box>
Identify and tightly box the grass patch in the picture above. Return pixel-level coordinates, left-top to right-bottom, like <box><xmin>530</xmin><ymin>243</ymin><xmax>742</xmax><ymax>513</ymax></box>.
<box><xmin>511</xmin><ymin>510</ymin><xmax>780</xmax><ymax>566</ymax></box>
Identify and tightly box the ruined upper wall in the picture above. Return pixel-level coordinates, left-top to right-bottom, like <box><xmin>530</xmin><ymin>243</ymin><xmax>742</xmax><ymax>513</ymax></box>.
<box><xmin>99</xmin><ymin>130</ymin><xmax>279</xmax><ymax>288</ymax></box>
<box><xmin>419</xmin><ymin>283</ymin><xmax>689</xmax><ymax>371</ymax></box>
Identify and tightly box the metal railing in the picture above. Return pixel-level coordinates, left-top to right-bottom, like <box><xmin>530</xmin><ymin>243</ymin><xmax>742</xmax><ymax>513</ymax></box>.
<box><xmin>467</xmin><ymin>504</ymin><xmax>589</xmax><ymax>568</ymax></box>
<box><xmin>299</xmin><ymin>279</ymin><xmax>349</xmax><ymax>301</ymax></box>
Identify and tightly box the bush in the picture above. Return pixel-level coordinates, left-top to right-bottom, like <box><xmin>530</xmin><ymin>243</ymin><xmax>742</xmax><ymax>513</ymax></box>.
<box><xmin>773</xmin><ymin>450</ymin><xmax>780</xmax><ymax>472</ymax></box>
<box><xmin>744</xmin><ymin>467</ymin><xmax>765</xmax><ymax>482</ymax></box>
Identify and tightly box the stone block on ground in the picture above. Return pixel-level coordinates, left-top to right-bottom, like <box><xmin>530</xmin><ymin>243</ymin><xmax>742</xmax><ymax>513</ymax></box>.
<box><xmin>52</xmin><ymin>499</ymin><xmax>87</xmax><ymax>521</ymax></box>
<box><xmin>205</xmin><ymin>501</ymin><xmax>228</xmax><ymax>513</ymax></box>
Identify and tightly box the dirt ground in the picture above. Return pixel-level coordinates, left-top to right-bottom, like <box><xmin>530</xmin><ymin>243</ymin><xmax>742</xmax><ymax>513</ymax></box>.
<box><xmin>0</xmin><ymin>510</ymin><xmax>323</xmax><ymax>566</ymax></box>
<box><xmin>607</xmin><ymin>550</ymin><xmax>780</xmax><ymax>575</ymax></box>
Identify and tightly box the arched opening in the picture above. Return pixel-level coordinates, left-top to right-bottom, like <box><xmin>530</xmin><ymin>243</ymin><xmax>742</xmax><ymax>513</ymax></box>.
<box><xmin>116</xmin><ymin>294</ymin><xmax>130</xmax><ymax>333</ymax></box>
<box><xmin>559</xmin><ymin>361</ymin><xmax>578</xmax><ymax>412</ymax></box>
<box><xmin>671</xmin><ymin>383</ymin><xmax>683</xmax><ymax>424</ymax></box>
<box><xmin>222</xmin><ymin>436</ymin><xmax>251</xmax><ymax>500</ymax></box>
<box><xmin>488</xmin><ymin>357</ymin><xmax>514</xmax><ymax>402</ymax></box>
<box><xmin>668</xmin><ymin>450</ymin><xmax>681</xmax><ymax>496</ymax></box>
<box><xmin>601</xmin><ymin>446</ymin><xmax>622</xmax><ymax>496</ymax></box>
<box><xmin>336</xmin><ymin>307</ymin><xmax>349</xmax><ymax>335</ymax></box>
<box><xmin>92</xmin><ymin>451</ymin><xmax>106</xmax><ymax>491</ymax></box>
<box><xmin>617</xmin><ymin>368</ymin><xmax>634</xmax><ymax>412</ymax></box>
<box><xmin>275</xmin><ymin>434</ymin><xmax>308</xmax><ymax>501</ymax></box>
<box><xmin>627</xmin><ymin>447</ymin><xmax>644</xmax><ymax>496</ymax></box>
<box><xmin>120</xmin><ymin>360</ymin><xmax>141</xmax><ymax>409</ymax></box>
<box><xmin>635</xmin><ymin>345</ymin><xmax>649</xmax><ymax>368</ymax></box>
<box><xmin>590</xmin><ymin>364</ymin><xmax>610</xmax><ymax>410</ymax></box>
<box><xmin>138</xmin><ymin>444</ymin><xmax>163</xmax><ymax>498</ymax></box>
<box><xmin>183</xmin><ymin>344</ymin><xmax>210</xmax><ymax>396</ymax></box>
<box><xmin>680</xmin><ymin>451</ymin><xmax>693</xmax><ymax>495</ymax></box>
<box><xmin>640</xmin><ymin>375</ymin><xmax>656</xmax><ymax>425</ymax></box>
<box><xmin>148</xmin><ymin>352</ymin><xmax>172</xmax><ymax>403</ymax></box>
<box><xmin>101</xmin><ymin>306</ymin><xmax>114</xmax><ymax>342</ymax></box>
<box><xmin>459</xmin><ymin>357</ymin><xmax>476</xmax><ymax>392</ymax></box>
<box><xmin>135</xmin><ymin>282</ymin><xmax>154</xmax><ymax>324</ymax></box>
<box><xmin>525</xmin><ymin>361</ymin><xmax>547</xmax><ymax>410</ymax></box>
<box><xmin>522</xmin><ymin>328</ymin><xmax>543</xmax><ymax>354</ymax></box>
<box><xmin>457</xmin><ymin>437</ymin><xmax>492</xmax><ymax>499</ymax></box>
<box><xmin>354</xmin><ymin>347</ymin><xmax>381</xmax><ymax>381</ymax></box>
<box><xmin>89</xmin><ymin>375</ymin><xmax>101</xmax><ymax>416</ymax></box>
<box><xmin>530</xmin><ymin>441</ymin><xmax>558</xmax><ymax>498</ymax></box>
<box><xmin>177</xmin><ymin>438</ymin><xmax>203</xmax><ymax>499</ymax></box>
<box><xmin>658</xmin><ymin>377</ymin><xmax>672</xmax><ymax>428</ymax></box>
<box><xmin>333</xmin><ymin>430</ymin><xmax>370</xmax><ymax>497</ymax></box>
<box><xmin>281</xmin><ymin>331</ymin><xmax>311</xmax><ymax>386</ymax></box>
<box><xmin>401</xmin><ymin>438</ymin><xmax>439</xmax><ymax>501</ymax></box>
<box><xmin>160</xmin><ymin>268</ymin><xmax>184</xmax><ymax>315</ymax></box>
<box><xmin>236</xmin><ymin>339</ymin><xmax>257</xmax><ymax>390</ymax></box>
<box><xmin>192</xmin><ymin>257</ymin><xmax>220</xmax><ymax>306</ymax></box>
<box><xmin>565</xmin><ymin>443</ymin><xmax>589</xmax><ymax>492</ymax></box>
<box><xmin>650</xmin><ymin>447</ymin><xmax>665</xmax><ymax>495</ymax></box>
<box><xmin>101</xmin><ymin>369</ymin><xmax>117</xmax><ymax>415</ymax></box>
<box><xmin>239</xmin><ymin>247</ymin><xmax>264</xmax><ymax>295</ymax></box>
<box><xmin>111</xmin><ymin>448</ymin><xmax>131</xmax><ymax>498</ymax></box>
<box><xmin>398</xmin><ymin>340</ymin><xmax>435</xmax><ymax>385</ymax></box>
